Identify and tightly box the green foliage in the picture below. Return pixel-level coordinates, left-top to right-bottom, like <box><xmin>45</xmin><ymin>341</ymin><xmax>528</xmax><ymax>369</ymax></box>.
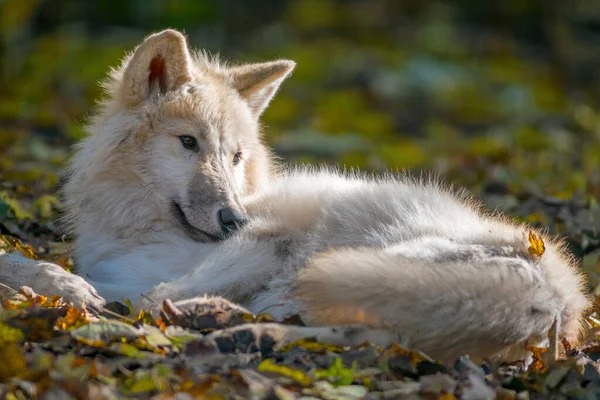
<box><xmin>314</xmin><ymin>357</ymin><xmax>357</xmax><ymax>387</ymax></box>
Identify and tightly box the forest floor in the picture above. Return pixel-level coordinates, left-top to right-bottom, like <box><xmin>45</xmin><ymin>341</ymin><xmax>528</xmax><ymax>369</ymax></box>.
<box><xmin>2</xmin><ymin>172</ymin><xmax>600</xmax><ymax>399</ymax></box>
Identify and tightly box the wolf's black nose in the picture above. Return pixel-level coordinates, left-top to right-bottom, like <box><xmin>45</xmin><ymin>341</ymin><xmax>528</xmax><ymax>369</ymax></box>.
<box><xmin>218</xmin><ymin>208</ymin><xmax>246</xmax><ymax>233</ymax></box>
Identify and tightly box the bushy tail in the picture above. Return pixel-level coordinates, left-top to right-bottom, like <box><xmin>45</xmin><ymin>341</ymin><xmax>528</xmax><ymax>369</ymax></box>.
<box><xmin>293</xmin><ymin>246</ymin><xmax>575</xmax><ymax>361</ymax></box>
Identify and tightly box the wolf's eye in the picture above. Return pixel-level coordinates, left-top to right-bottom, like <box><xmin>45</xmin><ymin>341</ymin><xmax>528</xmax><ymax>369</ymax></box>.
<box><xmin>232</xmin><ymin>152</ymin><xmax>242</xmax><ymax>165</ymax></box>
<box><xmin>179</xmin><ymin>136</ymin><xmax>198</xmax><ymax>151</ymax></box>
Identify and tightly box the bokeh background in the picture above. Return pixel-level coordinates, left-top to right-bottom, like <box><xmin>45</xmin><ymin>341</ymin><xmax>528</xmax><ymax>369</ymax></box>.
<box><xmin>3</xmin><ymin>0</ymin><xmax>600</xmax><ymax>283</ymax></box>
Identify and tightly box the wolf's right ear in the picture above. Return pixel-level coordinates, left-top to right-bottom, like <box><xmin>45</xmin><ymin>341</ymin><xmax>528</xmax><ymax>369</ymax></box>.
<box><xmin>120</xmin><ymin>29</ymin><xmax>194</xmax><ymax>106</ymax></box>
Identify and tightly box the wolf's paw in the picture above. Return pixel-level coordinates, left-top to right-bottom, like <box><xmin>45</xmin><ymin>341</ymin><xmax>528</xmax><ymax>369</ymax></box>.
<box><xmin>31</xmin><ymin>262</ymin><xmax>106</xmax><ymax>313</ymax></box>
<box><xmin>0</xmin><ymin>250</ymin><xmax>105</xmax><ymax>313</ymax></box>
<box><xmin>156</xmin><ymin>296</ymin><xmax>251</xmax><ymax>331</ymax></box>
<box><xmin>173</xmin><ymin>295</ymin><xmax>250</xmax><ymax>315</ymax></box>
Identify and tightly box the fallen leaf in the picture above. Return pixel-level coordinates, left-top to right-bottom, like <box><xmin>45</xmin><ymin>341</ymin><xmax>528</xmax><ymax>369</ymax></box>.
<box><xmin>527</xmin><ymin>231</ymin><xmax>545</xmax><ymax>258</ymax></box>
<box><xmin>14</xmin><ymin>240</ymin><xmax>37</xmax><ymax>260</ymax></box>
<box><xmin>70</xmin><ymin>320</ymin><xmax>141</xmax><ymax>347</ymax></box>
<box><xmin>257</xmin><ymin>359</ymin><xmax>312</xmax><ymax>386</ymax></box>
<box><xmin>314</xmin><ymin>357</ymin><xmax>357</xmax><ymax>386</ymax></box>
<box><xmin>527</xmin><ymin>346</ymin><xmax>548</xmax><ymax>373</ymax></box>
<box><xmin>0</xmin><ymin>322</ymin><xmax>25</xmax><ymax>345</ymax></box>
<box><xmin>156</xmin><ymin>317</ymin><xmax>167</xmax><ymax>332</ymax></box>
<box><xmin>55</xmin><ymin>305</ymin><xmax>89</xmax><ymax>331</ymax></box>
<box><xmin>0</xmin><ymin>342</ymin><xmax>28</xmax><ymax>381</ymax></box>
<box><xmin>280</xmin><ymin>338</ymin><xmax>344</xmax><ymax>353</ymax></box>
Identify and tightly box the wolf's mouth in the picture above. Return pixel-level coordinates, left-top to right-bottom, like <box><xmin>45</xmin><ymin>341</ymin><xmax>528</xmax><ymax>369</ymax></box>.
<box><xmin>171</xmin><ymin>201</ymin><xmax>223</xmax><ymax>243</ymax></box>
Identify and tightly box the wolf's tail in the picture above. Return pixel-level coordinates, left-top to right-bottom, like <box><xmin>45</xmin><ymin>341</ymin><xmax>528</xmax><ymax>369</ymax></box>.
<box><xmin>293</xmin><ymin>245</ymin><xmax>586</xmax><ymax>361</ymax></box>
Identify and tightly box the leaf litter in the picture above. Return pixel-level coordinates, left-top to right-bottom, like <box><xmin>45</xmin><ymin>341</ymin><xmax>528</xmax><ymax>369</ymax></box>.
<box><xmin>4</xmin><ymin>153</ymin><xmax>600</xmax><ymax>399</ymax></box>
<box><xmin>2</xmin><ymin>194</ymin><xmax>600</xmax><ymax>398</ymax></box>
<box><xmin>2</xmin><ymin>199</ymin><xmax>600</xmax><ymax>398</ymax></box>
<box><xmin>1</xmin><ymin>285</ymin><xmax>600</xmax><ymax>399</ymax></box>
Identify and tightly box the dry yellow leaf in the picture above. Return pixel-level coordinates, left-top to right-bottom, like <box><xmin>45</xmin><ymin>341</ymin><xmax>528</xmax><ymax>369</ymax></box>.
<box><xmin>14</xmin><ymin>240</ymin><xmax>37</xmax><ymax>260</ymax></box>
<box><xmin>241</xmin><ymin>313</ymin><xmax>255</xmax><ymax>323</ymax></box>
<box><xmin>0</xmin><ymin>343</ymin><xmax>28</xmax><ymax>380</ymax></box>
<box><xmin>257</xmin><ymin>359</ymin><xmax>312</xmax><ymax>386</ymax></box>
<box><xmin>0</xmin><ymin>322</ymin><xmax>25</xmax><ymax>345</ymax></box>
<box><xmin>49</xmin><ymin>295</ymin><xmax>65</xmax><ymax>308</ymax></box>
<box><xmin>527</xmin><ymin>231</ymin><xmax>545</xmax><ymax>258</ymax></box>
<box><xmin>134</xmin><ymin>310</ymin><xmax>156</xmax><ymax>326</ymax></box>
<box><xmin>527</xmin><ymin>346</ymin><xmax>548</xmax><ymax>373</ymax></box>
<box><xmin>280</xmin><ymin>338</ymin><xmax>345</xmax><ymax>353</ymax></box>
<box><xmin>55</xmin><ymin>306</ymin><xmax>88</xmax><ymax>331</ymax></box>
<box><xmin>381</xmin><ymin>341</ymin><xmax>426</xmax><ymax>368</ymax></box>
<box><xmin>19</xmin><ymin>286</ymin><xmax>49</xmax><ymax>306</ymax></box>
<box><xmin>255</xmin><ymin>313</ymin><xmax>276</xmax><ymax>323</ymax></box>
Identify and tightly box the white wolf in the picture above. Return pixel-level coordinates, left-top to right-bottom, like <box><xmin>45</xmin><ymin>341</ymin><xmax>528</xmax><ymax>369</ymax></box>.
<box><xmin>0</xmin><ymin>30</ymin><xmax>589</xmax><ymax>362</ymax></box>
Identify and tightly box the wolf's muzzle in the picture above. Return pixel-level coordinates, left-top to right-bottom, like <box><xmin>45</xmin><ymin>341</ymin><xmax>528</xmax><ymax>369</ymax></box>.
<box><xmin>171</xmin><ymin>201</ymin><xmax>223</xmax><ymax>242</ymax></box>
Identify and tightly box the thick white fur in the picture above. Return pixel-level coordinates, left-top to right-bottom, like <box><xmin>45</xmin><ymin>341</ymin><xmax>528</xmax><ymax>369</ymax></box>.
<box><xmin>145</xmin><ymin>169</ymin><xmax>589</xmax><ymax>361</ymax></box>
<box><xmin>0</xmin><ymin>30</ymin><xmax>589</xmax><ymax>362</ymax></box>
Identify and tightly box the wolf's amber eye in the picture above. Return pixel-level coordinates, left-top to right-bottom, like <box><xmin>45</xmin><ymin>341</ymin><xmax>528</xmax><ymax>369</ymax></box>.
<box><xmin>179</xmin><ymin>135</ymin><xmax>198</xmax><ymax>151</ymax></box>
<box><xmin>232</xmin><ymin>152</ymin><xmax>242</xmax><ymax>165</ymax></box>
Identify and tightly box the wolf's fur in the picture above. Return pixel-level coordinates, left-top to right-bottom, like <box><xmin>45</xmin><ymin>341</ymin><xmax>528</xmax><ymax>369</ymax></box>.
<box><xmin>0</xmin><ymin>30</ymin><xmax>590</xmax><ymax>362</ymax></box>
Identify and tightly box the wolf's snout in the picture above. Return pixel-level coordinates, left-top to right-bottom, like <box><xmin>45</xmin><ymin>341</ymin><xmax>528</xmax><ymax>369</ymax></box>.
<box><xmin>218</xmin><ymin>208</ymin><xmax>246</xmax><ymax>233</ymax></box>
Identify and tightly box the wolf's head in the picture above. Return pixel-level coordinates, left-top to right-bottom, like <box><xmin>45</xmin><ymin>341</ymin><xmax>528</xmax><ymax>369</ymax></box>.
<box><xmin>63</xmin><ymin>30</ymin><xmax>294</xmax><ymax>243</ymax></box>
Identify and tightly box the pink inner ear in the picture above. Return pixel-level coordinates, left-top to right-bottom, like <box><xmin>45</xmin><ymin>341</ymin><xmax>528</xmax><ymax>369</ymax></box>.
<box><xmin>148</xmin><ymin>55</ymin><xmax>168</xmax><ymax>95</ymax></box>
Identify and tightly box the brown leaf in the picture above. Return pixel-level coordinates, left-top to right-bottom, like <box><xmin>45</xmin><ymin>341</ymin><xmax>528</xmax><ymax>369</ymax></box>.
<box><xmin>561</xmin><ymin>338</ymin><xmax>572</xmax><ymax>354</ymax></box>
<box><xmin>527</xmin><ymin>346</ymin><xmax>548</xmax><ymax>373</ymax></box>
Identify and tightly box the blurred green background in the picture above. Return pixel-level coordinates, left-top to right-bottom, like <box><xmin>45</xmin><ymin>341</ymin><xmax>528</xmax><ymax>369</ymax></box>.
<box><xmin>3</xmin><ymin>0</ymin><xmax>600</xmax><ymax>191</ymax></box>
<box><xmin>3</xmin><ymin>0</ymin><xmax>600</xmax><ymax>269</ymax></box>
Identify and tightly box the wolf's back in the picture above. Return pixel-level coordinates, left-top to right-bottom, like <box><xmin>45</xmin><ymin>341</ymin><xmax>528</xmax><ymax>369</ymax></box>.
<box><xmin>283</xmin><ymin>171</ymin><xmax>590</xmax><ymax>361</ymax></box>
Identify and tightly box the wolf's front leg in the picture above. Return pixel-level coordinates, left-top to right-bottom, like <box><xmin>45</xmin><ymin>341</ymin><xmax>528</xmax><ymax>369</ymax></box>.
<box><xmin>142</xmin><ymin>235</ymin><xmax>283</xmax><ymax>310</ymax></box>
<box><xmin>0</xmin><ymin>250</ymin><xmax>106</xmax><ymax>311</ymax></box>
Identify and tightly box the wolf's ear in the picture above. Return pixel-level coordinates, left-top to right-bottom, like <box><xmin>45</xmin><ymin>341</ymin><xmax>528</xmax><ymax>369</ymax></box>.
<box><xmin>120</xmin><ymin>29</ymin><xmax>194</xmax><ymax>106</ymax></box>
<box><xmin>228</xmin><ymin>60</ymin><xmax>295</xmax><ymax>118</ymax></box>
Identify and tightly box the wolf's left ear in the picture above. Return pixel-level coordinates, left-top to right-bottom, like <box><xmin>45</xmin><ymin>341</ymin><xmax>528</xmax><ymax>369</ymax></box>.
<box><xmin>228</xmin><ymin>60</ymin><xmax>295</xmax><ymax>118</ymax></box>
<box><xmin>120</xmin><ymin>29</ymin><xmax>194</xmax><ymax>106</ymax></box>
